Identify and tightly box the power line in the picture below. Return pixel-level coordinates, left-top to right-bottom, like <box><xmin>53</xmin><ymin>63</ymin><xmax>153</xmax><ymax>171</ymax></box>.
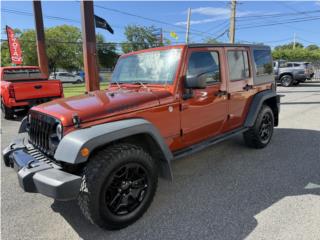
<box><xmin>92</xmin><ymin>3</ymin><xmax>218</xmax><ymax>38</ymax></box>
<box><xmin>236</xmin><ymin>10</ymin><xmax>320</xmax><ymax>21</ymax></box>
<box><xmin>238</xmin><ymin>16</ymin><xmax>320</xmax><ymax>29</ymax></box>
<box><xmin>1</xmin><ymin>7</ymin><xmax>214</xmax><ymax>40</ymax></box>
<box><xmin>296</xmin><ymin>36</ymin><xmax>319</xmax><ymax>45</ymax></box>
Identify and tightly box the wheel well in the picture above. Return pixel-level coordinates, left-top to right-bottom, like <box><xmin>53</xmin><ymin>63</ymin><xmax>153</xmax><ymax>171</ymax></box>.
<box><xmin>90</xmin><ymin>133</ymin><xmax>172</xmax><ymax>180</ymax></box>
<box><xmin>279</xmin><ymin>72</ymin><xmax>293</xmax><ymax>80</ymax></box>
<box><xmin>264</xmin><ymin>97</ymin><xmax>279</xmax><ymax>126</ymax></box>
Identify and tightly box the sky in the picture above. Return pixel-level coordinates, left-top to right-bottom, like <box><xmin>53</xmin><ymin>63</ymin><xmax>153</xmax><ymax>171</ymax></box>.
<box><xmin>1</xmin><ymin>1</ymin><xmax>320</xmax><ymax>48</ymax></box>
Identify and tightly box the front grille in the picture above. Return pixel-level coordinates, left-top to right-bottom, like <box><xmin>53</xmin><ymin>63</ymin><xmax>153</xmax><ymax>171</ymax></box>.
<box><xmin>28</xmin><ymin>112</ymin><xmax>58</xmax><ymax>156</ymax></box>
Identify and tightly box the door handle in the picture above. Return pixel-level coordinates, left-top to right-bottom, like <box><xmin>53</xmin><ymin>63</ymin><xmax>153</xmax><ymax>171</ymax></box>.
<box><xmin>214</xmin><ymin>90</ymin><xmax>228</xmax><ymax>97</ymax></box>
<box><xmin>243</xmin><ymin>84</ymin><xmax>253</xmax><ymax>91</ymax></box>
<box><xmin>34</xmin><ymin>85</ymin><xmax>42</xmax><ymax>89</ymax></box>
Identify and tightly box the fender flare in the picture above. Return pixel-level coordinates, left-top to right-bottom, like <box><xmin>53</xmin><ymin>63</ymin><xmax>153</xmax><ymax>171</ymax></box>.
<box><xmin>19</xmin><ymin>116</ymin><xmax>28</xmax><ymax>133</ymax></box>
<box><xmin>54</xmin><ymin>118</ymin><xmax>173</xmax><ymax>180</ymax></box>
<box><xmin>244</xmin><ymin>90</ymin><xmax>280</xmax><ymax>128</ymax></box>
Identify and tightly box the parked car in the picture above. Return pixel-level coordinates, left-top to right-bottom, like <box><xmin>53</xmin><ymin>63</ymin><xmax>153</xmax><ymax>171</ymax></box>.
<box><xmin>3</xmin><ymin>44</ymin><xmax>279</xmax><ymax>230</ymax></box>
<box><xmin>49</xmin><ymin>72</ymin><xmax>83</xmax><ymax>84</ymax></box>
<box><xmin>1</xmin><ymin>66</ymin><xmax>63</xmax><ymax>119</ymax></box>
<box><xmin>274</xmin><ymin>60</ymin><xmax>315</xmax><ymax>87</ymax></box>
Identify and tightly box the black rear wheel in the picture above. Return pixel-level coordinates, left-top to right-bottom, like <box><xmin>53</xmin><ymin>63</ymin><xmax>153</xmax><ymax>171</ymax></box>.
<box><xmin>243</xmin><ymin>105</ymin><xmax>274</xmax><ymax>149</ymax></box>
<box><xmin>78</xmin><ymin>143</ymin><xmax>157</xmax><ymax>230</ymax></box>
<box><xmin>1</xmin><ymin>100</ymin><xmax>14</xmax><ymax>120</ymax></box>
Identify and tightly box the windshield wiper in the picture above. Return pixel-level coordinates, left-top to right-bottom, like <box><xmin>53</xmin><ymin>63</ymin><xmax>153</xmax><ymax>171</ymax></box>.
<box><xmin>131</xmin><ymin>81</ymin><xmax>149</xmax><ymax>89</ymax></box>
<box><xmin>110</xmin><ymin>81</ymin><xmax>123</xmax><ymax>90</ymax></box>
<box><xmin>131</xmin><ymin>81</ymin><xmax>150</xmax><ymax>91</ymax></box>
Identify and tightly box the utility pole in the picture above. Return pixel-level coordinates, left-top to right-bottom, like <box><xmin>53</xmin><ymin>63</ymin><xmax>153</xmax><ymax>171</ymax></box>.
<box><xmin>80</xmin><ymin>0</ymin><xmax>100</xmax><ymax>91</ymax></box>
<box><xmin>229</xmin><ymin>0</ymin><xmax>237</xmax><ymax>44</ymax></box>
<box><xmin>293</xmin><ymin>32</ymin><xmax>296</xmax><ymax>49</ymax></box>
<box><xmin>160</xmin><ymin>28</ymin><xmax>163</xmax><ymax>46</ymax></box>
<box><xmin>33</xmin><ymin>0</ymin><xmax>49</xmax><ymax>78</ymax></box>
<box><xmin>185</xmin><ymin>8</ymin><xmax>191</xmax><ymax>44</ymax></box>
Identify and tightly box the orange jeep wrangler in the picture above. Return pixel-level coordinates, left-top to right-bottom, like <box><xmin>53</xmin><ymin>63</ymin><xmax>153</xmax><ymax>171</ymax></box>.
<box><xmin>3</xmin><ymin>44</ymin><xmax>279</xmax><ymax>230</ymax></box>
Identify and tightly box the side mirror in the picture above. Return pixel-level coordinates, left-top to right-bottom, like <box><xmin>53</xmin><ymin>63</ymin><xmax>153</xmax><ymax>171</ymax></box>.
<box><xmin>185</xmin><ymin>73</ymin><xmax>208</xmax><ymax>89</ymax></box>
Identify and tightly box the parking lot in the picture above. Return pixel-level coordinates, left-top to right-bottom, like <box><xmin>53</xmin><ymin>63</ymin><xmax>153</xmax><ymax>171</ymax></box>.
<box><xmin>1</xmin><ymin>82</ymin><xmax>320</xmax><ymax>240</ymax></box>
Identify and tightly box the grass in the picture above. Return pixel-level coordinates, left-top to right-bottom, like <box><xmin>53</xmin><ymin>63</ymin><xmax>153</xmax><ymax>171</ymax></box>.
<box><xmin>63</xmin><ymin>72</ymin><xmax>112</xmax><ymax>97</ymax></box>
<box><xmin>63</xmin><ymin>82</ymin><xmax>109</xmax><ymax>97</ymax></box>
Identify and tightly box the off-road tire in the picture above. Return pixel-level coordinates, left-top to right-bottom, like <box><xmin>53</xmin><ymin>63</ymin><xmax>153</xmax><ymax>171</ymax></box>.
<box><xmin>1</xmin><ymin>100</ymin><xmax>14</xmax><ymax>120</ymax></box>
<box><xmin>243</xmin><ymin>105</ymin><xmax>274</xmax><ymax>149</ymax></box>
<box><xmin>78</xmin><ymin>143</ymin><xmax>158</xmax><ymax>230</ymax></box>
<box><xmin>280</xmin><ymin>74</ymin><xmax>294</xmax><ymax>87</ymax></box>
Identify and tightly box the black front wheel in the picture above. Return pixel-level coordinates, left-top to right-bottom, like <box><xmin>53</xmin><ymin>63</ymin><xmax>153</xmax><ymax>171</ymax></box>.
<box><xmin>78</xmin><ymin>143</ymin><xmax>158</xmax><ymax>230</ymax></box>
<box><xmin>243</xmin><ymin>105</ymin><xmax>274</xmax><ymax>149</ymax></box>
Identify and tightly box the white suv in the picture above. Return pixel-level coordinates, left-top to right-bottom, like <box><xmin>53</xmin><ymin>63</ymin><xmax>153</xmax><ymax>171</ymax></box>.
<box><xmin>50</xmin><ymin>72</ymin><xmax>83</xmax><ymax>84</ymax></box>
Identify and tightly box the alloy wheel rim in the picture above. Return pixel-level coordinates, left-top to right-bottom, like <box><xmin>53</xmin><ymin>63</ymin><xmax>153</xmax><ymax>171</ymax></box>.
<box><xmin>282</xmin><ymin>76</ymin><xmax>291</xmax><ymax>86</ymax></box>
<box><xmin>104</xmin><ymin>163</ymin><xmax>149</xmax><ymax>216</ymax></box>
<box><xmin>259</xmin><ymin>113</ymin><xmax>272</xmax><ymax>143</ymax></box>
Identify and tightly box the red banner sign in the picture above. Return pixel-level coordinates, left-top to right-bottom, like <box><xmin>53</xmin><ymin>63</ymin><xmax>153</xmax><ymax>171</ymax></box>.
<box><xmin>6</xmin><ymin>25</ymin><xmax>23</xmax><ymax>65</ymax></box>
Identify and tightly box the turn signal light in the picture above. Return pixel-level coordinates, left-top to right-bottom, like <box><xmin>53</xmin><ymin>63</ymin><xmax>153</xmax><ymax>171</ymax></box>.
<box><xmin>81</xmin><ymin>147</ymin><xmax>90</xmax><ymax>157</ymax></box>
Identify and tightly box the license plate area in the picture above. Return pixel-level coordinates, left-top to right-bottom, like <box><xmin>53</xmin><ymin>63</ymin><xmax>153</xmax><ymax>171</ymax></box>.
<box><xmin>11</xmin><ymin>150</ymin><xmax>39</xmax><ymax>171</ymax></box>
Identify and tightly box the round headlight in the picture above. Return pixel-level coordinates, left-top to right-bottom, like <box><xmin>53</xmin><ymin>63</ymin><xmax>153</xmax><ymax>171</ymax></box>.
<box><xmin>56</xmin><ymin>123</ymin><xmax>63</xmax><ymax>140</ymax></box>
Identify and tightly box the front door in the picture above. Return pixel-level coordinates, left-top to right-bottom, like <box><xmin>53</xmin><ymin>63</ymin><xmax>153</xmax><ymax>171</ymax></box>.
<box><xmin>224</xmin><ymin>47</ymin><xmax>254</xmax><ymax>132</ymax></box>
<box><xmin>180</xmin><ymin>48</ymin><xmax>228</xmax><ymax>146</ymax></box>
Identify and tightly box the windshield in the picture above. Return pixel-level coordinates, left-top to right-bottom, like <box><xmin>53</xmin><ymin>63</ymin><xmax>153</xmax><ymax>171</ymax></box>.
<box><xmin>2</xmin><ymin>68</ymin><xmax>46</xmax><ymax>81</ymax></box>
<box><xmin>111</xmin><ymin>48</ymin><xmax>182</xmax><ymax>85</ymax></box>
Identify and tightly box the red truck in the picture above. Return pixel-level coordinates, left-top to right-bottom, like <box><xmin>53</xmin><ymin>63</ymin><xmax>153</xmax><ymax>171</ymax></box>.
<box><xmin>3</xmin><ymin>44</ymin><xmax>279</xmax><ymax>230</ymax></box>
<box><xmin>1</xmin><ymin>66</ymin><xmax>63</xmax><ymax>119</ymax></box>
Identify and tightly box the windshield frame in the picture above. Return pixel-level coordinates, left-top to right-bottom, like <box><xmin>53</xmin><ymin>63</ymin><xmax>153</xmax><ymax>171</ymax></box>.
<box><xmin>111</xmin><ymin>46</ymin><xmax>184</xmax><ymax>86</ymax></box>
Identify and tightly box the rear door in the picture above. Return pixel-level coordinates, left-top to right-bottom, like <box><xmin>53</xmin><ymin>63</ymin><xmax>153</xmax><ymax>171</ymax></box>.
<box><xmin>180</xmin><ymin>47</ymin><xmax>228</xmax><ymax>145</ymax></box>
<box><xmin>223</xmin><ymin>47</ymin><xmax>254</xmax><ymax>132</ymax></box>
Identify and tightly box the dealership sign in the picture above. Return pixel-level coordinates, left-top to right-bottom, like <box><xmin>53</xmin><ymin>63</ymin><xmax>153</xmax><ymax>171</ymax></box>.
<box><xmin>6</xmin><ymin>25</ymin><xmax>23</xmax><ymax>65</ymax></box>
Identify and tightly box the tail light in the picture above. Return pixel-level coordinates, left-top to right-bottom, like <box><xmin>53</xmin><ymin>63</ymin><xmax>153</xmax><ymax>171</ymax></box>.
<box><xmin>8</xmin><ymin>85</ymin><xmax>15</xmax><ymax>98</ymax></box>
<box><xmin>59</xmin><ymin>82</ymin><xmax>64</xmax><ymax>96</ymax></box>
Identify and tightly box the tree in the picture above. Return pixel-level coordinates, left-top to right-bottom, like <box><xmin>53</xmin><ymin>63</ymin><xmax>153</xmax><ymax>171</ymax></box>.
<box><xmin>121</xmin><ymin>25</ymin><xmax>160</xmax><ymax>53</ymax></box>
<box><xmin>0</xmin><ymin>41</ymin><xmax>11</xmax><ymax>66</ymax></box>
<box><xmin>96</xmin><ymin>34</ymin><xmax>119</xmax><ymax>69</ymax></box>
<box><xmin>45</xmin><ymin>25</ymin><xmax>83</xmax><ymax>72</ymax></box>
<box><xmin>306</xmin><ymin>44</ymin><xmax>319</xmax><ymax>51</ymax></box>
<box><xmin>274</xmin><ymin>42</ymin><xmax>304</xmax><ymax>50</ymax></box>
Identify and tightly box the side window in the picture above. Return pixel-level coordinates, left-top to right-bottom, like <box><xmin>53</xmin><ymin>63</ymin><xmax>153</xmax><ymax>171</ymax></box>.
<box><xmin>286</xmin><ymin>63</ymin><xmax>293</xmax><ymax>67</ymax></box>
<box><xmin>227</xmin><ymin>50</ymin><xmax>250</xmax><ymax>81</ymax></box>
<box><xmin>294</xmin><ymin>63</ymin><xmax>300</xmax><ymax>67</ymax></box>
<box><xmin>187</xmin><ymin>51</ymin><xmax>220</xmax><ymax>84</ymax></box>
<box><xmin>253</xmin><ymin>50</ymin><xmax>273</xmax><ymax>76</ymax></box>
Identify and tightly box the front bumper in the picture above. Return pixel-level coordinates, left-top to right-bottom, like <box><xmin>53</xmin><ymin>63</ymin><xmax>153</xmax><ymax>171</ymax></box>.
<box><xmin>2</xmin><ymin>134</ymin><xmax>81</xmax><ymax>201</ymax></box>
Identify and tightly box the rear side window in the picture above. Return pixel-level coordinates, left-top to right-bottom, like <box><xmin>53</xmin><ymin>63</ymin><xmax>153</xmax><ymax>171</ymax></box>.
<box><xmin>2</xmin><ymin>68</ymin><xmax>44</xmax><ymax>81</ymax></box>
<box><xmin>227</xmin><ymin>50</ymin><xmax>250</xmax><ymax>81</ymax></box>
<box><xmin>187</xmin><ymin>51</ymin><xmax>220</xmax><ymax>84</ymax></box>
<box><xmin>253</xmin><ymin>50</ymin><xmax>273</xmax><ymax>76</ymax></box>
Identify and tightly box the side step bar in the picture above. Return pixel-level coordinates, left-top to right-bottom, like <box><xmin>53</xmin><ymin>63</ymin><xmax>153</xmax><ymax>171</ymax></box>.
<box><xmin>173</xmin><ymin>127</ymin><xmax>248</xmax><ymax>159</ymax></box>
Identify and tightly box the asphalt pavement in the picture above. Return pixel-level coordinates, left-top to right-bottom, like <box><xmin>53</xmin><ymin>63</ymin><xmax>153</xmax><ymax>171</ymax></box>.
<box><xmin>1</xmin><ymin>81</ymin><xmax>320</xmax><ymax>240</ymax></box>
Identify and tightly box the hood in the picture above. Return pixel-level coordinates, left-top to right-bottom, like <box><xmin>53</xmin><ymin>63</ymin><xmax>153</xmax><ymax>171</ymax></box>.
<box><xmin>32</xmin><ymin>89</ymin><xmax>171</xmax><ymax>126</ymax></box>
